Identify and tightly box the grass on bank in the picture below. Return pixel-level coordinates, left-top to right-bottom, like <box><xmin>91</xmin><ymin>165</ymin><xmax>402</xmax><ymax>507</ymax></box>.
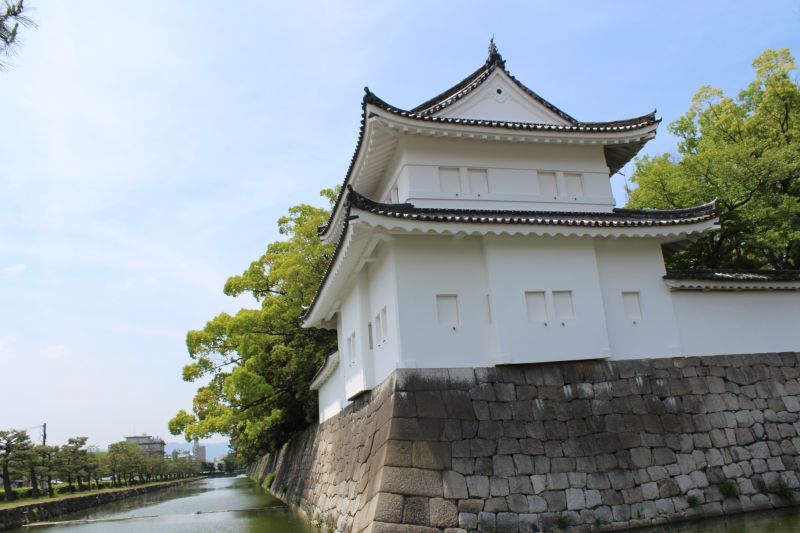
<box><xmin>0</xmin><ymin>478</ymin><xmax>200</xmax><ymax>511</ymax></box>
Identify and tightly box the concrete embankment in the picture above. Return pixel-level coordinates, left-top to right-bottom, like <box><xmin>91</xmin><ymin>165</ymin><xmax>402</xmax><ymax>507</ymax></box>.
<box><xmin>250</xmin><ymin>352</ymin><xmax>800</xmax><ymax>532</ymax></box>
<box><xmin>0</xmin><ymin>479</ymin><xmax>198</xmax><ymax>531</ymax></box>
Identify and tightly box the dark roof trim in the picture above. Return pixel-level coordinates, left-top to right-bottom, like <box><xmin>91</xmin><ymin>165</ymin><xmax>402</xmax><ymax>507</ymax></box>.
<box><xmin>665</xmin><ymin>270</ymin><xmax>800</xmax><ymax>282</ymax></box>
<box><xmin>348</xmin><ymin>188</ymin><xmax>717</xmax><ymax>227</ymax></box>
<box><xmin>410</xmin><ymin>40</ymin><xmax>579</xmax><ymax>124</ymax></box>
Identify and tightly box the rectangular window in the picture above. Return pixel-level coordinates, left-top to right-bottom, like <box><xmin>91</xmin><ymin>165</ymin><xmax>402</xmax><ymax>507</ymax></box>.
<box><xmin>553</xmin><ymin>291</ymin><xmax>575</xmax><ymax>320</ymax></box>
<box><xmin>367</xmin><ymin>322</ymin><xmax>374</xmax><ymax>349</ymax></box>
<box><xmin>468</xmin><ymin>169</ymin><xmax>489</xmax><ymax>194</ymax></box>
<box><xmin>564</xmin><ymin>173</ymin><xmax>583</xmax><ymax>198</ymax></box>
<box><xmin>622</xmin><ymin>291</ymin><xmax>642</xmax><ymax>321</ymax></box>
<box><xmin>525</xmin><ymin>291</ymin><xmax>548</xmax><ymax>321</ymax></box>
<box><xmin>436</xmin><ymin>295</ymin><xmax>459</xmax><ymax>327</ymax></box>
<box><xmin>486</xmin><ymin>294</ymin><xmax>493</xmax><ymax>324</ymax></box>
<box><xmin>538</xmin><ymin>171</ymin><xmax>558</xmax><ymax>197</ymax></box>
<box><xmin>439</xmin><ymin>167</ymin><xmax>461</xmax><ymax>193</ymax></box>
<box><xmin>380</xmin><ymin>307</ymin><xmax>388</xmax><ymax>341</ymax></box>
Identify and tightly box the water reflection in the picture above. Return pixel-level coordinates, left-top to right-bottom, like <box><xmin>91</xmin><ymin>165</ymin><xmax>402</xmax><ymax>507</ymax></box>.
<box><xmin>14</xmin><ymin>476</ymin><xmax>311</xmax><ymax>532</ymax></box>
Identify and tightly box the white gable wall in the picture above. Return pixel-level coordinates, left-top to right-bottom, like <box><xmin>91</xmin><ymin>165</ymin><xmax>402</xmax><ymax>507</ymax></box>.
<box><xmin>436</xmin><ymin>70</ymin><xmax>571</xmax><ymax>125</ymax></box>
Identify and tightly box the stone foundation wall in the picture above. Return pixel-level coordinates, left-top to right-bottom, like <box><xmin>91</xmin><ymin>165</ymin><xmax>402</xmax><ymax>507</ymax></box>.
<box><xmin>251</xmin><ymin>352</ymin><xmax>800</xmax><ymax>532</ymax></box>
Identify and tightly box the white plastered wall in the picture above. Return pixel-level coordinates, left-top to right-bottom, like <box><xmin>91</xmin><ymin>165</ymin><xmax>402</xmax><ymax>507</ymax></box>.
<box><xmin>672</xmin><ymin>291</ymin><xmax>800</xmax><ymax>356</ymax></box>
<box><xmin>380</xmin><ymin>136</ymin><xmax>614</xmax><ymax>212</ymax></box>
<box><xmin>318</xmin><ymin>356</ymin><xmax>347</xmax><ymax>422</ymax></box>
<box><xmin>594</xmin><ymin>238</ymin><xmax>683</xmax><ymax>359</ymax></box>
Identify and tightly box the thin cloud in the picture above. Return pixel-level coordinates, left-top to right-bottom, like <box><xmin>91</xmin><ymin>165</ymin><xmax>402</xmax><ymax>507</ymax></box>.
<box><xmin>2</xmin><ymin>263</ymin><xmax>26</xmax><ymax>274</ymax></box>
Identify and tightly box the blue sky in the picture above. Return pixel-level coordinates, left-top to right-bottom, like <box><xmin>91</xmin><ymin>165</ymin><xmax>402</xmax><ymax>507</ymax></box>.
<box><xmin>2</xmin><ymin>1</ymin><xmax>798</xmax><ymax>446</ymax></box>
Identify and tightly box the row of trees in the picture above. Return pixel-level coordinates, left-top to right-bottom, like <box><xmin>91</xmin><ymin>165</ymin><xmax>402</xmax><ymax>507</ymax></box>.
<box><xmin>170</xmin><ymin>49</ymin><xmax>799</xmax><ymax>461</ymax></box>
<box><xmin>0</xmin><ymin>429</ymin><xmax>200</xmax><ymax>502</ymax></box>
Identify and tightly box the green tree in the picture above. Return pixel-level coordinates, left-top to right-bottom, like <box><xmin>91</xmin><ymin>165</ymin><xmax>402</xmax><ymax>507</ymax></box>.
<box><xmin>170</xmin><ymin>190</ymin><xmax>338</xmax><ymax>460</ymax></box>
<box><xmin>0</xmin><ymin>430</ymin><xmax>32</xmax><ymax>501</ymax></box>
<box><xmin>0</xmin><ymin>0</ymin><xmax>34</xmax><ymax>69</ymax></box>
<box><xmin>627</xmin><ymin>49</ymin><xmax>800</xmax><ymax>269</ymax></box>
<box><xmin>55</xmin><ymin>437</ymin><xmax>88</xmax><ymax>490</ymax></box>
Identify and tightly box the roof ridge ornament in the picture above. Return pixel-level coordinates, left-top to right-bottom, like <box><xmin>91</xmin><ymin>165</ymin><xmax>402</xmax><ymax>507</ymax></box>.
<box><xmin>487</xmin><ymin>37</ymin><xmax>505</xmax><ymax>68</ymax></box>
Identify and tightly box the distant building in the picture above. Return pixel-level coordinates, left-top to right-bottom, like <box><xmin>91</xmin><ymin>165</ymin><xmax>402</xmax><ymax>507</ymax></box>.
<box><xmin>192</xmin><ymin>438</ymin><xmax>206</xmax><ymax>462</ymax></box>
<box><xmin>125</xmin><ymin>435</ymin><xmax>166</xmax><ymax>456</ymax></box>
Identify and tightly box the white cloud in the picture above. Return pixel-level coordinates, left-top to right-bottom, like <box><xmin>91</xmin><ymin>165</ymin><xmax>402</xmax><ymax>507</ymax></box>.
<box><xmin>41</xmin><ymin>343</ymin><xmax>68</xmax><ymax>360</ymax></box>
<box><xmin>2</xmin><ymin>263</ymin><xmax>26</xmax><ymax>274</ymax></box>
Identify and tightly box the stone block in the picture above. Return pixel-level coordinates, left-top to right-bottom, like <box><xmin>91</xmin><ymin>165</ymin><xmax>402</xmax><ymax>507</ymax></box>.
<box><xmin>443</xmin><ymin>471</ymin><xmax>469</xmax><ymax>499</ymax></box>
<box><xmin>452</xmin><ymin>458</ymin><xmax>475</xmax><ymax>475</ymax></box>
<box><xmin>507</xmin><ymin>493</ymin><xmax>528</xmax><ymax>513</ymax></box>
<box><xmin>518</xmin><ymin>513</ymin><xmax>539</xmax><ymax>533</ymax></box>
<box><xmin>466</xmin><ymin>475</ymin><xmax>489</xmax><ymax>499</ymax></box>
<box><xmin>495</xmin><ymin>512</ymin><xmax>519</xmax><ymax>533</ymax></box>
<box><xmin>630</xmin><ymin>448</ymin><xmax>652</xmax><ymax>468</ymax></box>
<box><xmin>430</xmin><ymin>498</ymin><xmax>458</xmax><ymax>528</ymax></box>
<box><xmin>385</xmin><ymin>440</ymin><xmax>414</xmax><ymax>467</ymax></box>
<box><xmin>474</xmin><ymin>457</ymin><xmax>493</xmax><ymax>476</ymax></box>
<box><xmin>547</xmin><ymin>472</ymin><xmax>569</xmax><ymax>490</ymax></box>
<box><xmin>527</xmin><ymin>494</ymin><xmax>547</xmax><ymax>512</ymax></box>
<box><xmin>642</xmin><ymin>481</ymin><xmax>659</xmax><ymax>500</ymax></box>
<box><xmin>402</xmin><ymin>496</ymin><xmax>430</xmax><ymax>525</ymax></box>
<box><xmin>478</xmin><ymin>511</ymin><xmax>496</xmax><ymax>532</ymax></box>
<box><xmin>653</xmin><ymin>447</ymin><xmax>677</xmax><ymax>466</ymax></box>
<box><xmin>458</xmin><ymin>512</ymin><xmax>478</xmax><ymax>530</ymax></box>
<box><xmin>381</xmin><ymin>466</ymin><xmax>443</xmax><ymax>497</ymax></box>
<box><xmin>494</xmin><ymin>382</ymin><xmax>516</xmax><ymax>402</ymax></box>
<box><xmin>566</xmin><ymin>488</ymin><xmax>586</xmax><ymax>510</ymax></box>
<box><xmin>497</xmin><ymin>438</ymin><xmax>521</xmax><ymax>455</ymax></box>
<box><xmin>493</xmin><ymin>455</ymin><xmax>516</xmax><ymax>477</ymax></box>
<box><xmin>413</xmin><ymin>441</ymin><xmax>451</xmax><ymax>470</ymax></box>
<box><xmin>469</xmin><ymin>438</ymin><xmax>496</xmax><ymax>457</ymax></box>
<box><xmin>512</xmin><ymin>454</ymin><xmax>533</xmax><ymax>475</ymax></box>
<box><xmin>551</xmin><ymin>457</ymin><xmax>575</xmax><ymax>473</ymax></box>
<box><xmin>458</xmin><ymin>499</ymin><xmax>484</xmax><ymax>513</ymax></box>
<box><xmin>372</xmin><ymin>492</ymin><xmax>404</xmax><ymax>523</ymax></box>
<box><xmin>469</xmin><ymin>383</ymin><xmax>496</xmax><ymax>401</ymax></box>
<box><xmin>509</xmin><ymin>475</ymin><xmax>532</xmax><ymax>494</ymax></box>
<box><xmin>587</xmin><ymin>473</ymin><xmax>610</xmax><ymax>490</ymax></box>
<box><xmin>530</xmin><ymin>474</ymin><xmax>546</xmax><ymax>494</ymax></box>
<box><xmin>544</xmin><ymin>490</ymin><xmax>567</xmax><ymax>511</ymax></box>
<box><xmin>443</xmin><ymin>390</ymin><xmax>477</xmax><ymax>420</ymax></box>
<box><xmin>490</xmin><ymin>476</ymin><xmax>510</xmax><ymax>497</ymax></box>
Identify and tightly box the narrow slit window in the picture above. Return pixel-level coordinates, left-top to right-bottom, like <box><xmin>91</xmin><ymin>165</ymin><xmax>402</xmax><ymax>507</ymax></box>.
<box><xmin>380</xmin><ymin>307</ymin><xmax>388</xmax><ymax>341</ymax></box>
<box><xmin>347</xmin><ymin>332</ymin><xmax>356</xmax><ymax>366</ymax></box>
<box><xmin>486</xmin><ymin>294</ymin><xmax>493</xmax><ymax>324</ymax></box>
<box><xmin>538</xmin><ymin>172</ymin><xmax>558</xmax><ymax>197</ymax></box>
<box><xmin>436</xmin><ymin>295</ymin><xmax>459</xmax><ymax>327</ymax></box>
<box><xmin>564</xmin><ymin>173</ymin><xmax>583</xmax><ymax>198</ymax></box>
<box><xmin>622</xmin><ymin>291</ymin><xmax>642</xmax><ymax>321</ymax></box>
<box><xmin>525</xmin><ymin>291</ymin><xmax>548</xmax><ymax>321</ymax></box>
<box><xmin>367</xmin><ymin>322</ymin><xmax>374</xmax><ymax>349</ymax></box>
<box><xmin>439</xmin><ymin>167</ymin><xmax>461</xmax><ymax>193</ymax></box>
<box><xmin>553</xmin><ymin>291</ymin><xmax>575</xmax><ymax>320</ymax></box>
<box><xmin>374</xmin><ymin>312</ymin><xmax>382</xmax><ymax>345</ymax></box>
<box><xmin>390</xmin><ymin>186</ymin><xmax>399</xmax><ymax>203</ymax></box>
<box><xmin>468</xmin><ymin>169</ymin><xmax>489</xmax><ymax>194</ymax></box>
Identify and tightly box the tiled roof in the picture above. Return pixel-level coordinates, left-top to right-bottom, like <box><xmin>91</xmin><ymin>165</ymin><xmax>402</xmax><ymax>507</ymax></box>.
<box><xmin>665</xmin><ymin>270</ymin><xmax>800</xmax><ymax>282</ymax></box>
<box><xmin>409</xmin><ymin>39</ymin><xmax>579</xmax><ymax>123</ymax></box>
<box><xmin>366</xmin><ymin>90</ymin><xmax>658</xmax><ymax>133</ymax></box>
<box><xmin>304</xmin><ymin>190</ymin><xmax>718</xmax><ymax>322</ymax></box>
<box><xmin>348</xmin><ymin>188</ymin><xmax>717</xmax><ymax>227</ymax></box>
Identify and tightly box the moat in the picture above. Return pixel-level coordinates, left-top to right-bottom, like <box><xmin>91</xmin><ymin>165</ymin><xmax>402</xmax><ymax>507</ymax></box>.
<box><xmin>9</xmin><ymin>476</ymin><xmax>310</xmax><ymax>532</ymax></box>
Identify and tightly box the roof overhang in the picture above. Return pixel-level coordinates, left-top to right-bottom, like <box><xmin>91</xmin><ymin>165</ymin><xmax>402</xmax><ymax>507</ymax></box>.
<box><xmin>309</xmin><ymin>351</ymin><xmax>340</xmax><ymax>390</ymax></box>
<box><xmin>665</xmin><ymin>270</ymin><xmax>800</xmax><ymax>291</ymax></box>
<box><xmin>319</xmin><ymin>105</ymin><xmax>660</xmax><ymax>246</ymax></box>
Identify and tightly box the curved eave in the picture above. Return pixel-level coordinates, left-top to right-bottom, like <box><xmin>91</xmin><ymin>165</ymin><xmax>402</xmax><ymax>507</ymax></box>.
<box><xmin>319</xmin><ymin>103</ymin><xmax>660</xmax><ymax>245</ymax></box>
<box><xmin>310</xmin><ymin>351</ymin><xmax>340</xmax><ymax>390</ymax></box>
<box><xmin>355</xmin><ymin>208</ymin><xmax>719</xmax><ymax>242</ymax></box>
<box><xmin>305</xmin><ymin>199</ymin><xmax>719</xmax><ymax>328</ymax></box>
<box><xmin>665</xmin><ymin>279</ymin><xmax>800</xmax><ymax>291</ymax></box>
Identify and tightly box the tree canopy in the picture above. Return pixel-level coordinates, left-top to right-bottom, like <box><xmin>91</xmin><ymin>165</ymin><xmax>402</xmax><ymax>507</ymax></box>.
<box><xmin>1</xmin><ymin>1</ymin><xmax>34</xmax><ymax>69</ymax></box>
<box><xmin>626</xmin><ymin>49</ymin><xmax>800</xmax><ymax>270</ymax></box>
<box><xmin>170</xmin><ymin>190</ymin><xmax>337</xmax><ymax>460</ymax></box>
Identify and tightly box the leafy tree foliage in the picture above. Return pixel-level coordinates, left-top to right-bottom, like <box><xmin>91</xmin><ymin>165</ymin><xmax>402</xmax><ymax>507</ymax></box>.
<box><xmin>0</xmin><ymin>430</ymin><xmax>32</xmax><ymax>501</ymax></box>
<box><xmin>627</xmin><ymin>49</ymin><xmax>800</xmax><ymax>269</ymax></box>
<box><xmin>170</xmin><ymin>190</ymin><xmax>337</xmax><ymax>460</ymax></box>
<box><xmin>0</xmin><ymin>0</ymin><xmax>34</xmax><ymax>69</ymax></box>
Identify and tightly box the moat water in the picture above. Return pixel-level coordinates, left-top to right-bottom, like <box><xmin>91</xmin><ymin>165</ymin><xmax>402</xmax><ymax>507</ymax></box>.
<box><xmin>10</xmin><ymin>476</ymin><xmax>800</xmax><ymax>532</ymax></box>
<box><xmin>12</xmin><ymin>476</ymin><xmax>311</xmax><ymax>532</ymax></box>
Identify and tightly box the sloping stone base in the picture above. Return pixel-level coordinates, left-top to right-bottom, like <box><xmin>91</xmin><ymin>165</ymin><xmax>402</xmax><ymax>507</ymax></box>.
<box><xmin>249</xmin><ymin>352</ymin><xmax>800</xmax><ymax>532</ymax></box>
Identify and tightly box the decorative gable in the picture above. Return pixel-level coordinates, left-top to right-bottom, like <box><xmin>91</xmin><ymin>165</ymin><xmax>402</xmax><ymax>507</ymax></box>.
<box><xmin>435</xmin><ymin>69</ymin><xmax>571</xmax><ymax>125</ymax></box>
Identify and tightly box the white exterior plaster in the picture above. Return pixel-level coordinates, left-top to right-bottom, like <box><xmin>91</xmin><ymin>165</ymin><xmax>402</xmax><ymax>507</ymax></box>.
<box><xmin>672</xmin><ymin>291</ymin><xmax>800</xmax><ymax>356</ymax></box>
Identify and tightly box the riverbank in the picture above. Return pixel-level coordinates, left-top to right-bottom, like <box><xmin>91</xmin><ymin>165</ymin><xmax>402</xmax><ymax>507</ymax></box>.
<box><xmin>0</xmin><ymin>478</ymin><xmax>200</xmax><ymax>531</ymax></box>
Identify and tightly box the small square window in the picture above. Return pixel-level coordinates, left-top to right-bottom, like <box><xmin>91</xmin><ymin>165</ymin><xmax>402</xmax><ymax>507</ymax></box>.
<box><xmin>622</xmin><ymin>291</ymin><xmax>642</xmax><ymax>321</ymax></box>
<box><xmin>436</xmin><ymin>295</ymin><xmax>459</xmax><ymax>327</ymax></box>
<box><xmin>553</xmin><ymin>291</ymin><xmax>575</xmax><ymax>320</ymax></box>
<box><xmin>525</xmin><ymin>291</ymin><xmax>548</xmax><ymax>321</ymax></box>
